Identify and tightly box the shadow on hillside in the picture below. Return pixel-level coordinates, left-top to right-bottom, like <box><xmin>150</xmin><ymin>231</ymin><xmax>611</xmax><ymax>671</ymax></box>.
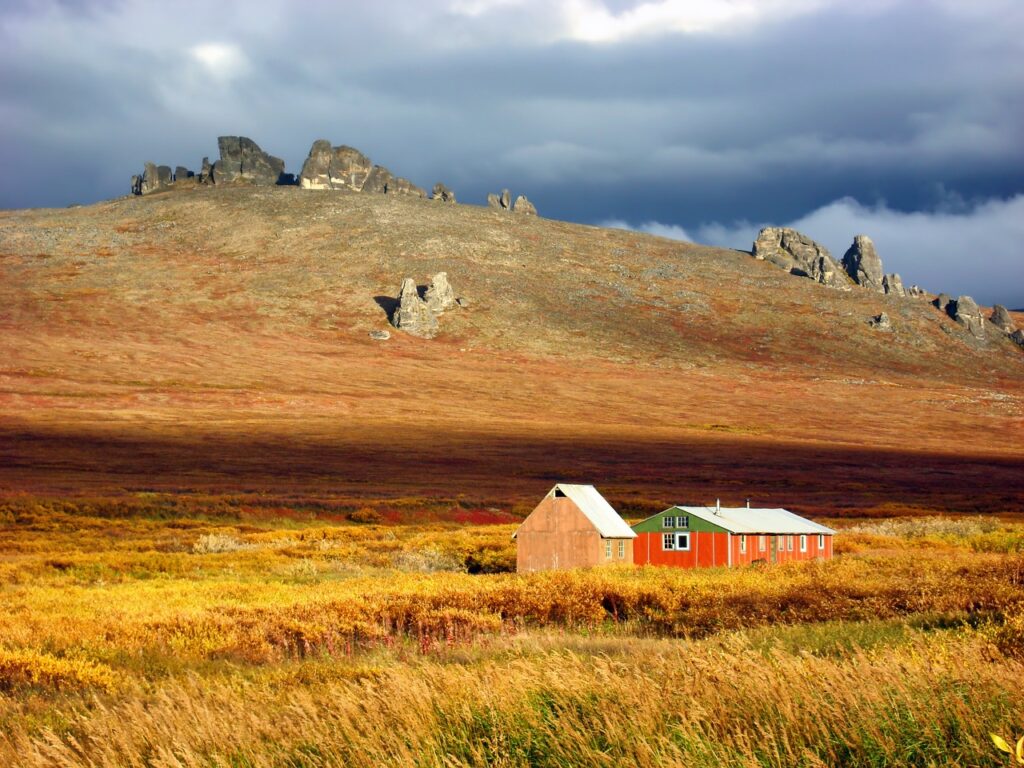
<box><xmin>374</xmin><ymin>296</ymin><xmax>399</xmax><ymax>321</ymax></box>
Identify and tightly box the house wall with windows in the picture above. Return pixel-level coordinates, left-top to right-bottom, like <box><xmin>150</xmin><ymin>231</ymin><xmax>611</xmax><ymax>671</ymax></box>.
<box><xmin>632</xmin><ymin>506</ymin><xmax>833</xmax><ymax>569</ymax></box>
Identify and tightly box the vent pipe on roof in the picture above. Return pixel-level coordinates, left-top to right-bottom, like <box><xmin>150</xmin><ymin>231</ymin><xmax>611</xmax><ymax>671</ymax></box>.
<box><xmin>715</xmin><ymin>498</ymin><xmax>720</xmax><ymax>514</ymax></box>
<box><xmin>746</xmin><ymin>498</ymin><xmax>750</xmax><ymax>509</ymax></box>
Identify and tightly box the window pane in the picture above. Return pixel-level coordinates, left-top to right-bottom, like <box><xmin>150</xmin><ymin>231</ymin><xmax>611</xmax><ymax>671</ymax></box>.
<box><xmin>676</xmin><ymin>533</ymin><xmax>689</xmax><ymax>551</ymax></box>
<box><xmin>663</xmin><ymin>516</ymin><xmax>674</xmax><ymax>528</ymax></box>
<box><xmin>662</xmin><ymin>533</ymin><xmax>674</xmax><ymax>551</ymax></box>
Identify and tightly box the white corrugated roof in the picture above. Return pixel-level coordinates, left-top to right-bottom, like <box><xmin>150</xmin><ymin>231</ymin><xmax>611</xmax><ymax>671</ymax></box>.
<box><xmin>675</xmin><ymin>506</ymin><xmax>835</xmax><ymax>535</ymax></box>
<box><xmin>557</xmin><ymin>484</ymin><xmax>637</xmax><ymax>538</ymax></box>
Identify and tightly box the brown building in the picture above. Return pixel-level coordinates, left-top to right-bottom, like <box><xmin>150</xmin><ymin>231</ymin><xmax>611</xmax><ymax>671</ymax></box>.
<box><xmin>513</xmin><ymin>484</ymin><xmax>637</xmax><ymax>572</ymax></box>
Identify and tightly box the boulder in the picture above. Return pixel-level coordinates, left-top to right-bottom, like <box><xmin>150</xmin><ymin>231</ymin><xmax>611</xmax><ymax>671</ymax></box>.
<box><xmin>130</xmin><ymin>175</ymin><xmax>142</xmax><ymax>195</ymax></box>
<box><xmin>174</xmin><ymin>166</ymin><xmax>193</xmax><ymax>182</ymax></box>
<box><xmin>842</xmin><ymin>235</ymin><xmax>885</xmax><ymax>291</ymax></box>
<box><xmin>950</xmin><ymin>295</ymin><xmax>987</xmax><ymax>338</ymax></box>
<box><xmin>369</xmin><ymin>330</ymin><xmax>391</xmax><ymax>341</ymax></box>
<box><xmin>500</xmin><ymin>189</ymin><xmax>511</xmax><ymax>209</ymax></box>
<box><xmin>907</xmin><ymin>284</ymin><xmax>926</xmax><ymax>297</ymax></box>
<box><xmin>990</xmin><ymin>305</ymin><xmax>1016</xmax><ymax>333</ymax></box>
<box><xmin>212</xmin><ymin>136</ymin><xmax>286</xmax><ymax>186</ymax></box>
<box><xmin>157</xmin><ymin>165</ymin><xmax>173</xmax><ymax>185</ymax></box>
<box><xmin>1010</xmin><ymin>329</ymin><xmax>1024</xmax><ymax>349</ymax></box>
<box><xmin>513</xmin><ymin>195</ymin><xmax>537</xmax><ymax>215</ymax></box>
<box><xmin>424</xmin><ymin>272</ymin><xmax>457</xmax><ymax>314</ymax></box>
<box><xmin>386</xmin><ymin>176</ymin><xmax>427</xmax><ymax>198</ymax></box>
<box><xmin>882</xmin><ymin>273</ymin><xmax>906</xmax><ymax>297</ymax></box>
<box><xmin>751</xmin><ymin>227</ymin><xmax>851</xmax><ymax>289</ymax></box>
<box><xmin>933</xmin><ymin>293</ymin><xmax>952</xmax><ymax>312</ymax></box>
<box><xmin>391</xmin><ymin>278</ymin><xmax>438</xmax><ymax>338</ymax></box>
<box><xmin>432</xmin><ymin>183</ymin><xmax>456</xmax><ymax>203</ymax></box>
<box><xmin>486</xmin><ymin>192</ymin><xmax>503</xmax><ymax>209</ymax></box>
<box><xmin>868</xmin><ymin>312</ymin><xmax>892</xmax><ymax>330</ymax></box>
<box><xmin>198</xmin><ymin>157</ymin><xmax>213</xmax><ymax>183</ymax></box>
<box><xmin>298</xmin><ymin>140</ymin><xmax>373</xmax><ymax>191</ymax></box>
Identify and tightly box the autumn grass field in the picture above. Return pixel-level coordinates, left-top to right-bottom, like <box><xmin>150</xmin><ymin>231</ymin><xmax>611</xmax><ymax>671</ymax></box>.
<box><xmin>1</xmin><ymin>500</ymin><xmax>1023</xmax><ymax>767</ymax></box>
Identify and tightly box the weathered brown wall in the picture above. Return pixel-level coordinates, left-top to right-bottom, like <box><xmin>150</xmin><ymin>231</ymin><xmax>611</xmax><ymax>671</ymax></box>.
<box><xmin>516</xmin><ymin>495</ymin><xmax>604</xmax><ymax>572</ymax></box>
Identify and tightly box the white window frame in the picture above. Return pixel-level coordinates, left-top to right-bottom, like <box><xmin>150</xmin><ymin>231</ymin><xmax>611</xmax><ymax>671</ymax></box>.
<box><xmin>678</xmin><ymin>516</ymin><xmax>689</xmax><ymax>529</ymax></box>
<box><xmin>818</xmin><ymin>534</ymin><xmax>825</xmax><ymax>549</ymax></box>
<box><xmin>787</xmin><ymin>535</ymin><xmax>794</xmax><ymax>551</ymax></box>
<box><xmin>617</xmin><ymin>540</ymin><xmax>625</xmax><ymax>558</ymax></box>
<box><xmin>777</xmin><ymin>534</ymin><xmax>785</xmax><ymax>548</ymax></box>
<box><xmin>663</xmin><ymin>515</ymin><xmax>675</xmax><ymax>528</ymax></box>
<box><xmin>605</xmin><ymin>540</ymin><xmax>612</xmax><ymax>559</ymax></box>
<box><xmin>759</xmin><ymin>535</ymin><xmax>766</xmax><ymax>552</ymax></box>
<box><xmin>800</xmin><ymin>535</ymin><xmax>807</xmax><ymax>552</ymax></box>
<box><xmin>739</xmin><ymin>534</ymin><xmax>747</xmax><ymax>554</ymax></box>
<box><xmin>662</xmin><ymin>533</ymin><xmax>675</xmax><ymax>551</ymax></box>
<box><xmin>675</xmin><ymin>532</ymin><xmax>690</xmax><ymax>551</ymax></box>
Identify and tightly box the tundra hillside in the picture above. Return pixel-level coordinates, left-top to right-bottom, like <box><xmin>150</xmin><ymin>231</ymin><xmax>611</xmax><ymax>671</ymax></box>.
<box><xmin>1</xmin><ymin>184</ymin><xmax>1022</xmax><ymax>513</ymax></box>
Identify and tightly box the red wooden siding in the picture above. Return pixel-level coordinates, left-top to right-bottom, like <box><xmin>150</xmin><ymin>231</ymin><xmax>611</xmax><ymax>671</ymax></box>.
<box><xmin>634</xmin><ymin>531</ymin><xmax>832</xmax><ymax>567</ymax></box>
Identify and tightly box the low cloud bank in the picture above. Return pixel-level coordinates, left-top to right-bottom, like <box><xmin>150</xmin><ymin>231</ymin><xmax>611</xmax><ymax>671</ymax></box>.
<box><xmin>604</xmin><ymin>195</ymin><xmax>1024</xmax><ymax>308</ymax></box>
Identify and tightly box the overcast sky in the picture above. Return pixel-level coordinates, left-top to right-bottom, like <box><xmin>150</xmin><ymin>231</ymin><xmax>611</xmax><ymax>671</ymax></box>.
<box><xmin>2</xmin><ymin>0</ymin><xmax>1022</xmax><ymax>306</ymax></box>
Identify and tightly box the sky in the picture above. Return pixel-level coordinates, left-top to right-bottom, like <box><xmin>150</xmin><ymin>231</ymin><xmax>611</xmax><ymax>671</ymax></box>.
<box><xmin>1</xmin><ymin>0</ymin><xmax>1022</xmax><ymax>306</ymax></box>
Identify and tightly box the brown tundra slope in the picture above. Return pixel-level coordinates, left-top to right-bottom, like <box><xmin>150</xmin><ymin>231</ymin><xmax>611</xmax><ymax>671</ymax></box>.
<box><xmin>0</xmin><ymin>185</ymin><xmax>1022</xmax><ymax>516</ymax></box>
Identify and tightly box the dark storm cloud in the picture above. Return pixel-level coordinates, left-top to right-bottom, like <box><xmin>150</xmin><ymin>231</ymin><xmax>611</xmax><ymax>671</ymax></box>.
<box><xmin>1</xmin><ymin>0</ymin><xmax>1022</xmax><ymax>304</ymax></box>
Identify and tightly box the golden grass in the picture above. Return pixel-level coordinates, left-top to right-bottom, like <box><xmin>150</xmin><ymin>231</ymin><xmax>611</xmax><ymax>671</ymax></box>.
<box><xmin>1</xmin><ymin>509</ymin><xmax>1023</xmax><ymax>765</ymax></box>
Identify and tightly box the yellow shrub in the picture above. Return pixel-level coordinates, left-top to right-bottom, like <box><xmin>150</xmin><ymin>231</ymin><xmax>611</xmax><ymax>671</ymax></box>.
<box><xmin>0</xmin><ymin>648</ymin><xmax>117</xmax><ymax>692</ymax></box>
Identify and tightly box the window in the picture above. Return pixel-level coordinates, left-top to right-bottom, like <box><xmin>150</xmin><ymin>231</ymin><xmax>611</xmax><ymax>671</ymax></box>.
<box><xmin>605</xmin><ymin>540</ymin><xmax>611</xmax><ymax>559</ymax></box>
<box><xmin>663</xmin><ymin>516</ymin><xmax>675</xmax><ymax>528</ymax></box>
<box><xmin>739</xmin><ymin>534</ymin><xmax>747</xmax><ymax>553</ymax></box>
<box><xmin>778</xmin><ymin>535</ymin><xmax>785</xmax><ymax>548</ymax></box>
<box><xmin>662</xmin><ymin>533</ymin><xmax>675</xmax><ymax>551</ymax></box>
<box><xmin>679</xmin><ymin>516</ymin><xmax>689</xmax><ymax>529</ymax></box>
<box><xmin>675</xmin><ymin>533</ymin><xmax>690</xmax><ymax>551</ymax></box>
<box><xmin>818</xmin><ymin>534</ymin><xmax>825</xmax><ymax>549</ymax></box>
<box><xmin>759</xmin><ymin>535</ymin><xmax>766</xmax><ymax>552</ymax></box>
<box><xmin>618</xmin><ymin>540</ymin><xmax>625</xmax><ymax>558</ymax></box>
<box><xmin>787</xmin><ymin>536</ymin><xmax>794</xmax><ymax>551</ymax></box>
<box><xmin>800</xmin><ymin>535</ymin><xmax>807</xmax><ymax>552</ymax></box>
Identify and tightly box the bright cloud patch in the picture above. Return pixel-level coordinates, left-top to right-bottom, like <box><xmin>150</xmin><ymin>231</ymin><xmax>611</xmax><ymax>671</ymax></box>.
<box><xmin>190</xmin><ymin>43</ymin><xmax>248</xmax><ymax>80</ymax></box>
<box><xmin>600</xmin><ymin>218</ymin><xmax>693</xmax><ymax>241</ymax></box>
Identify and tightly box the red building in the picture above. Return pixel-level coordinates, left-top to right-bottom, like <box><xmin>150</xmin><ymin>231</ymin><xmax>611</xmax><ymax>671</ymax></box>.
<box><xmin>632</xmin><ymin>503</ymin><xmax>834</xmax><ymax>568</ymax></box>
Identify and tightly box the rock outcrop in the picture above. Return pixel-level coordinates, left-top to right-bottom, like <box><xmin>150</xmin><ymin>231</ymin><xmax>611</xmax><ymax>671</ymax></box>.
<box><xmin>432</xmin><ymin>183</ymin><xmax>456</xmax><ymax>203</ymax></box>
<box><xmin>138</xmin><ymin>162</ymin><xmax>171</xmax><ymax>195</ymax></box>
<box><xmin>299</xmin><ymin>140</ymin><xmax>424</xmax><ymax>196</ymax></box>
<box><xmin>949</xmin><ymin>295</ymin><xmax>987</xmax><ymax>338</ymax></box>
<box><xmin>174</xmin><ymin>166</ymin><xmax>193</xmax><ymax>182</ymax></box>
<box><xmin>488</xmin><ymin>189</ymin><xmax>514</xmax><ymax>210</ymax></box>
<box><xmin>513</xmin><ymin>195</ymin><xmax>537</xmax><ymax>215</ymax></box>
<box><xmin>130</xmin><ymin>175</ymin><xmax>141</xmax><ymax>195</ymax></box>
<box><xmin>882</xmin><ymin>273</ymin><xmax>905</xmax><ymax>297</ymax></box>
<box><xmin>389</xmin><ymin>273</ymin><xmax>461</xmax><ymax>338</ymax></box>
<box><xmin>424</xmin><ymin>272</ymin><xmax>457</xmax><ymax>314</ymax></box>
<box><xmin>842</xmin><ymin>235</ymin><xmax>885</xmax><ymax>292</ymax></box>
<box><xmin>907</xmin><ymin>284</ymin><xmax>926</xmax><ymax>298</ymax></box>
<box><xmin>391</xmin><ymin>278</ymin><xmax>438</xmax><ymax>338</ymax></box>
<box><xmin>212</xmin><ymin>136</ymin><xmax>286</xmax><ymax>186</ymax></box>
<box><xmin>1010</xmin><ymin>330</ymin><xmax>1024</xmax><ymax>349</ymax></box>
<box><xmin>991</xmin><ymin>305</ymin><xmax>1016</xmax><ymax>333</ymax></box>
<box><xmin>933</xmin><ymin>293</ymin><xmax>952</xmax><ymax>312</ymax></box>
<box><xmin>751</xmin><ymin>227</ymin><xmax>850</xmax><ymax>289</ymax></box>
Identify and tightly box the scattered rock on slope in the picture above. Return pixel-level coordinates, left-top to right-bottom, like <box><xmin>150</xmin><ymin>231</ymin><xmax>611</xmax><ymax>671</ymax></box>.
<box><xmin>991</xmin><ymin>305</ymin><xmax>1016</xmax><ymax>333</ymax></box>
<box><xmin>391</xmin><ymin>278</ymin><xmax>438</xmax><ymax>338</ymax></box>
<box><xmin>432</xmin><ymin>183</ymin><xmax>456</xmax><ymax>203</ymax></box>
<box><xmin>513</xmin><ymin>195</ymin><xmax>537</xmax><ymax>215</ymax></box>
<box><xmin>1010</xmin><ymin>330</ymin><xmax>1024</xmax><ymax>349</ymax></box>
<box><xmin>882</xmin><ymin>273</ymin><xmax>906</xmax><ymax>297</ymax></box>
<box><xmin>842</xmin><ymin>235</ymin><xmax>885</xmax><ymax>291</ymax></box>
<box><xmin>868</xmin><ymin>312</ymin><xmax>892</xmax><ymax>330</ymax></box>
<box><xmin>949</xmin><ymin>296</ymin><xmax>987</xmax><ymax>338</ymax></box>
<box><xmin>751</xmin><ymin>227</ymin><xmax>850</xmax><ymax>289</ymax></box>
<box><xmin>212</xmin><ymin>136</ymin><xmax>286</xmax><ymax>186</ymax></box>
<box><xmin>933</xmin><ymin>293</ymin><xmax>952</xmax><ymax>312</ymax></box>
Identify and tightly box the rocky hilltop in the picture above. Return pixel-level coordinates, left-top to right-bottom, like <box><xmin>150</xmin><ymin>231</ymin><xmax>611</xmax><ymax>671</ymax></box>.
<box><xmin>131</xmin><ymin>135</ymin><xmax>534</xmax><ymax>213</ymax></box>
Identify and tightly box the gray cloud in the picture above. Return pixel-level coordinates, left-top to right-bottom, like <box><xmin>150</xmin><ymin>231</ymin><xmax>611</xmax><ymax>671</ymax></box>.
<box><xmin>1</xmin><ymin>1</ymin><xmax>1022</xmax><ymax>303</ymax></box>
